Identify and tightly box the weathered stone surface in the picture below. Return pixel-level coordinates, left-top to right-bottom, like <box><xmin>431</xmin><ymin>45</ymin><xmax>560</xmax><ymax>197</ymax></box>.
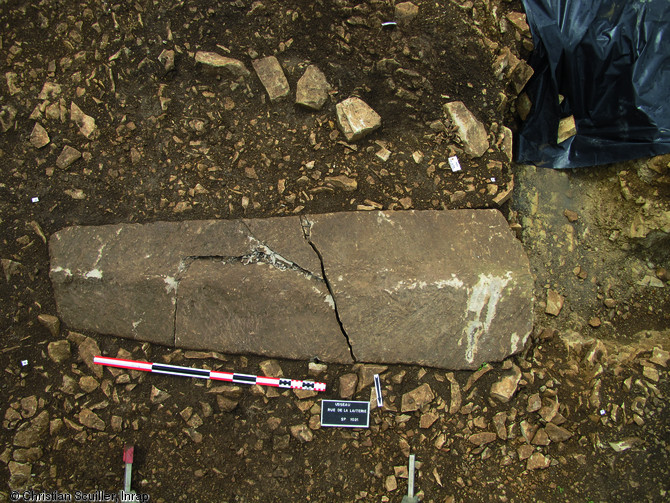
<box><xmin>47</xmin><ymin>340</ymin><xmax>71</xmax><ymax>363</ymax></box>
<box><xmin>194</xmin><ymin>51</ymin><xmax>249</xmax><ymax>77</ymax></box>
<box><xmin>70</xmin><ymin>102</ymin><xmax>96</xmax><ymax>138</ymax></box>
<box><xmin>558</xmin><ymin>115</ymin><xmax>577</xmax><ymax>144</ymax></box>
<box><xmin>545</xmin><ymin>289</ymin><xmax>564</xmax><ymax>316</ymax></box>
<box><xmin>50</xmin><ymin>210</ymin><xmax>533</xmax><ymax>369</ymax></box>
<box><xmin>50</xmin><ymin>217</ymin><xmax>351</xmax><ymax>363</ymax></box>
<box><xmin>175</xmin><ymin>260</ymin><xmax>349</xmax><ymax>362</ymax></box>
<box><xmin>335</xmin><ymin>97</ymin><xmax>382</xmax><ymax>142</ymax></box>
<box><xmin>252</xmin><ymin>56</ymin><xmax>290</xmax><ymax>101</ymax></box>
<box><xmin>490</xmin><ymin>364</ymin><xmax>522</xmax><ymax>402</ymax></box>
<box><xmin>30</xmin><ymin>122</ymin><xmax>50</xmax><ymax>148</ymax></box>
<box><xmin>56</xmin><ymin>145</ymin><xmax>81</xmax><ymax>169</ymax></box>
<box><xmin>296</xmin><ymin>65</ymin><xmax>330</xmax><ymax>110</ymax></box>
<box><xmin>13</xmin><ymin>411</ymin><xmax>49</xmax><ymax>448</ymax></box>
<box><xmin>443</xmin><ymin>101</ymin><xmax>489</xmax><ymax>158</ymax></box>
<box><xmin>395</xmin><ymin>2</ymin><xmax>419</xmax><ymax>22</ymax></box>
<box><xmin>307</xmin><ymin>210</ymin><xmax>533</xmax><ymax>369</ymax></box>
<box><xmin>401</xmin><ymin>383</ymin><xmax>434</xmax><ymax>412</ymax></box>
<box><xmin>38</xmin><ymin>313</ymin><xmax>60</xmax><ymax>337</ymax></box>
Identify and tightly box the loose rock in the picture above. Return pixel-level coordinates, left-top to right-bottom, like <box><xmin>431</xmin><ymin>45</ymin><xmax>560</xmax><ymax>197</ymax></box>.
<box><xmin>38</xmin><ymin>314</ymin><xmax>60</xmax><ymax>337</ymax></box>
<box><xmin>490</xmin><ymin>364</ymin><xmax>521</xmax><ymax>403</ymax></box>
<box><xmin>158</xmin><ymin>49</ymin><xmax>175</xmax><ymax>72</ymax></box>
<box><xmin>290</xmin><ymin>424</ymin><xmax>313</xmax><ymax>442</ymax></box>
<box><xmin>78</xmin><ymin>408</ymin><xmax>105</xmax><ymax>430</ymax></box>
<box><xmin>77</xmin><ymin>335</ymin><xmax>103</xmax><ymax>378</ymax></box>
<box><xmin>13</xmin><ymin>411</ymin><xmax>49</xmax><ymax>447</ymax></box>
<box><xmin>325</xmin><ymin>175</ymin><xmax>357</xmax><ymax>191</ymax></box>
<box><xmin>443</xmin><ymin>101</ymin><xmax>489</xmax><ymax>158</ymax></box>
<box><xmin>468</xmin><ymin>432</ymin><xmax>497</xmax><ymax>446</ymax></box>
<box><xmin>47</xmin><ymin>340</ymin><xmax>71</xmax><ymax>363</ymax></box>
<box><xmin>56</xmin><ymin>145</ymin><xmax>82</xmax><ymax>169</ymax></box>
<box><xmin>8</xmin><ymin>461</ymin><xmax>31</xmax><ymax>489</ymax></box>
<box><xmin>296</xmin><ymin>65</ymin><xmax>330</xmax><ymax>110</ymax></box>
<box><xmin>545</xmin><ymin>289</ymin><xmax>564</xmax><ymax>316</ymax></box>
<box><xmin>194</xmin><ymin>51</ymin><xmax>249</xmax><ymax>77</ymax></box>
<box><xmin>335</xmin><ymin>97</ymin><xmax>382</xmax><ymax>142</ymax></box>
<box><xmin>70</xmin><ymin>102</ymin><xmax>97</xmax><ymax>138</ymax></box>
<box><xmin>558</xmin><ymin>116</ymin><xmax>577</xmax><ymax>144</ymax></box>
<box><xmin>526</xmin><ymin>452</ymin><xmax>551</xmax><ymax>470</ymax></box>
<box><xmin>30</xmin><ymin>123</ymin><xmax>50</xmax><ymax>148</ymax></box>
<box><xmin>395</xmin><ymin>2</ymin><xmax>419</xmax><ymax>23</ymax></box>
<box><xmin>401</xmin><ymin>383</ymin><xmax>434</xmax><ymax>412</ymax></box>
<box><xmin>339</xmin><ymin>373</ymin><xmax>358</xmax><ymax>399</ymax></box>
<box><xmin>252</xmin><ymin>56</ymin><xmax>290</xmax><ymax>102</ymax></box>
<box><xmin>544</xmin><ymin>423</ymin><xmax>573</xmax><ymax>442</ymax></box>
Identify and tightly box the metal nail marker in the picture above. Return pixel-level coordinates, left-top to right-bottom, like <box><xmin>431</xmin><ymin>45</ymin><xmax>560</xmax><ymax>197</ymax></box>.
<box><xmin>401</xmin><ymin>454</ymin><xmax>418</xmax><ymax>503</ymax></box>
<box><xmin>122</xmin><ymin>445</ymin><xmax>136</xmax><ymax>496</ymax></box>
<box><xmin>373</xmin><ymin>374</ymin><xmax>383</xmax><ymax>408</ymax></box>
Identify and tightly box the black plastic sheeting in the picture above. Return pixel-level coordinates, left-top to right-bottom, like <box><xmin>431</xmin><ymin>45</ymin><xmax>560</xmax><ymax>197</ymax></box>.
<box><xmin>517</xmin><ymin>0</ymin><xmax>670</xmax><ymax>170</ymax></box>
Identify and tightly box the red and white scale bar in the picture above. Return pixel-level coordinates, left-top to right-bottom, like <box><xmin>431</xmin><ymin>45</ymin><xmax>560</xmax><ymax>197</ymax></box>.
<box><xmin>93</xmin><ymin>356</ymin><xmax>326</xmax><ymax>392</ymax></box>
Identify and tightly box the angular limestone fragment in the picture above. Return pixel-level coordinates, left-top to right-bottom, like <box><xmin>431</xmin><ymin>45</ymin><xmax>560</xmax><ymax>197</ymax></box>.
<box><xmin>335</xmin><ymin>97</ymin><xmax>382</xmax><ymax>142</ymax></box>
<box><xmin>443</xmin><ymin>101</ymin><xmax>489</xmax><ymax>158</ymax></box>
<box><xmin>194</xmin><ymin>51</ymin><xmax>249</xmax><ymax>77</ymax></box>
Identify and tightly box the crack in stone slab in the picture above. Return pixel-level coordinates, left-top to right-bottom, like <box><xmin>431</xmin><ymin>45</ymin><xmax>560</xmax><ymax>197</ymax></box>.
<box><xmin>300</xmin><ymin>216</ymin><xmax>357</xmax><ymax>362</ymax></box>
<box><xmin>168</xmin><ymin>225</ymin><xmax>329</xmax><ymax>346</ymax></box>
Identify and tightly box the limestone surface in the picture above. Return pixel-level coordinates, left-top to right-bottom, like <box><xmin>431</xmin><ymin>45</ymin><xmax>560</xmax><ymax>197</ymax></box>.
<box><xmin>252</xmin><ymin>56</ymin><xmax>290</xmax><ymax>101</ymax></box>
<box><xmin>443</xmin><ymin>101</ymin><xmax>490</xmax><ymax>158</ymax></box>
<box><xmin>296</xmin><ymin>65</ymin><xmax>330</xmax><ymax>110</ymax></box>
<box><xmin>49</xmin><ymin>210</ymin><xmax>534</xmax><ymax>369</ymax></box>
<box><xmin>335</xmin><ymin>97</ymin><xmax>382</xmax><ymax>142</ymax></box>
<box><xmin>194</xmin><ymin>51</ymin><xmax>249</xmax><ymax>77</ymax></box>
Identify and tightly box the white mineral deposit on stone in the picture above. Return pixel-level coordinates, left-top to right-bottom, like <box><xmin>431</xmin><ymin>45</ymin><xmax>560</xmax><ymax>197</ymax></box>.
<box><xmin>164</xmin><ymin>276</ymin><xmax>179</xmax><ymax>293</ymax></box>
<box><xmin>464</xmin><ymin>272</ymin><xmax>513</xmax><ymax>364</ymax></box>
<box><xmin>50</xmin><ymin>266</ymin><xmax>72</xmax><ymax>277</ymax></box>
<box><xmin>84</xmin><ymin>269</ymin><xmax>103</xmax><ymax>279</ymax></box>
<box><xmin>435</xmin><ymin>277</ymin><xmax>464</xmax><ymax>289</ymax></box>
<box><xmin>376</xmin><ymin>212</ymin><xmax>397</xmax><ymax>227</ymax></box>
<box><xmin>510</xmin><ymin>332</ymin><xmax>520</xmax><ymax>353</ymax></box>
<box><xmin>324</xmin><ymin>294</ymin><xmax>335</xmax><ymax>310</ymax></box>
<box><xmin>132</xmin><ymin>320</ymin><xmax>143</xmax><ymax>329</ymax></box>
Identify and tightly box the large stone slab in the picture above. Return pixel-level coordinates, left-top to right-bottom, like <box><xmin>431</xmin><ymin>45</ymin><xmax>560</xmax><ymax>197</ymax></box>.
<box><xmin>49</xmin><ymin>210</ymin><xmax>533</xmax><ymax>369</ymax></box>
<box><xmin>305</xmin><ymin>210</ymin><xmax>533</xmax><ymax>369</ymax></box>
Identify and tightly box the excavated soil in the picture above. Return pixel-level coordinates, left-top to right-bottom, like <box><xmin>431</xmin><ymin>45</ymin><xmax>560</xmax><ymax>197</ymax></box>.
<box><xmin>1</xmin><ymin>1</ymin><xmax>669</xmax><ymax>502</ymax></box>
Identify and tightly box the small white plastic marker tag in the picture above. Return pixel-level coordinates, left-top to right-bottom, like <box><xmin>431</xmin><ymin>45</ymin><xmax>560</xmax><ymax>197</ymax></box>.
<box><xmin>20</xmin><ymin>360</ymin><xmax>29</xmax><ymax>367</ymax></box>
<box><xmin>31</xmin><ymin>197</ymin><xmax>39</xmax><ymax>203</ymax></box>
<box><xmin>374</xmin><ymin>374</ymin><xmax>383</xmax><ymax>408</ymax></box>
<box><xmin>448</xmin><ymin>155</ymin><xmax>462</xmax><ymax>172</ymax></box>
<box><xmin>320</xmin><ymin>400</ymin><xmax>370</xmax><ymax>428</ymax></box>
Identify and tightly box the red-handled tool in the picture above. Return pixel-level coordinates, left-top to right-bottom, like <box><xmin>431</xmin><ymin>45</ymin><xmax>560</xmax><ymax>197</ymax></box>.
<box><xmin>123</xmin><ymin>445</ymin><xmax>136</xmax><ymax>496</ymax></box>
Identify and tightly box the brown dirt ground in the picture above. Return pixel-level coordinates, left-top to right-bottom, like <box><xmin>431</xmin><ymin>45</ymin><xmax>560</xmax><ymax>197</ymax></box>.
<box><xmin>1</xmin><ymin>0</ymin><xmax>669</xmax><ymax>502</ymax></box>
